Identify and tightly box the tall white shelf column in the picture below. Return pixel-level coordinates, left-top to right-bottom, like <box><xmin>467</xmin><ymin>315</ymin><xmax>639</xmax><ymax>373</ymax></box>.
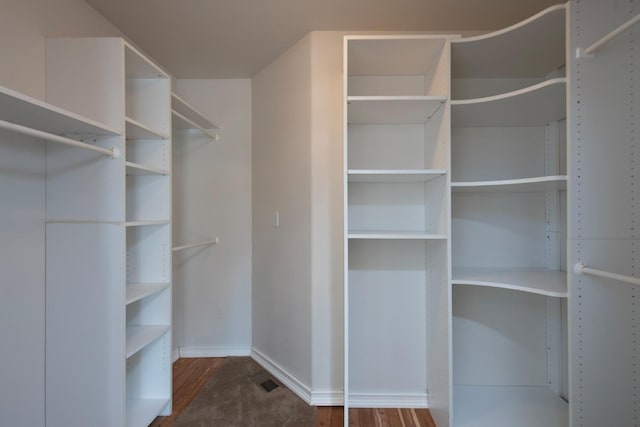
<box><xmin>0</xmin><ymin>83</ymin><xmax>122</xmax><ymax>427</ymax></box>
<box><xmin>171</xmin><ymin>91</ymin><xmax>221</xmax><ymax>254</ymax></box>
<box><xmin>569</xmin><ymin>1</ymin><xmax>640</xmax><ymax>425</ymax></box>
<box><xmin>450</xmin><ymin>4</ymin><xmax>569</xmax><ymax>426</ymax></box>
<box><xmin>343</xmin><ymin>35</ymin><xmax>453</xmax><ymax>426</ymax></box>
<box><xmin>45</xmin><ymin>38</ymin><xmax>172</xmax><ymax>427</ymax></box>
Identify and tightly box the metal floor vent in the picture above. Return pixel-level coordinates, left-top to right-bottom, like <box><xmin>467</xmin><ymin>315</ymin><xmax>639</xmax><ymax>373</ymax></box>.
<box><xmin>250</xmin><ymin>372</ymin><xmax>280</xmax><ymax>393</ymax></box>
<box><xmin>259</xmin><ymin>379</ymin><xmax>279</xmax><ymax>392</ymax></box>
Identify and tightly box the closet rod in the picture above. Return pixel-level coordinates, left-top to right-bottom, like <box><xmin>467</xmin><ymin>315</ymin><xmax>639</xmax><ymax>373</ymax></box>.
<box><xmin>578</xmin><ymin>13</ymin><xmax>640</xmax><ymax>57</ymax></box>
<box><xmin>172</xmin><ymin>238</ymin><xmax>219</xmax><ymax>252</ymax></box>
<box><xmin>574</xmin><ymin>262</ymin><xmax>640</xmax><ymax>286</ymax></box>
<box><xmin>0</xmin><ymin>120</ymin><xmax>119</xmax><ymax>157</ymax></box>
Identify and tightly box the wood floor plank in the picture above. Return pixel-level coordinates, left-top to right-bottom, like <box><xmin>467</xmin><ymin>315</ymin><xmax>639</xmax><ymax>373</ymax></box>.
<box><xmin>385</xmin><ymin>408</ymin><xmax>405</xmax><ymax>427</ymax></box>
<box><xmin>355</xmin><ymin>408</ymin><xmax>378</xmax><ymax>427</ymax></box>
<box><xmin>414</xmin><ymin>408</ymin><xmax>437</xmax><ymax>427</ymax></box>
<box><xmin>347</xmin><ymin>407</ymin><xmax>360</xmax><ymax>427</ymax></box>
<box><xmin>330</xmin><ymin>406</ymin><xmax>345</xmax><ymax>427</ymax></box>
<box><xmin>317</xmin><ymin>406</ymin><xmax>332</xmax><ymax>426</ymax></box>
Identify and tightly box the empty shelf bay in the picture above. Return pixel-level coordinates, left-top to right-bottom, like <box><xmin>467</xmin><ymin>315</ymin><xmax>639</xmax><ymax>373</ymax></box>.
<box><xmin>171</xmin><ymin>92</ymin><xmax>220</xmax><ymax>130</ymax></box>
<box><xmin>126</xmin><ymin>283</ymin><xmax>170</xmax><ymax>305</ymax></box>
<box><xmin>451</xmin><ymin>78</ymin><xmax>566</xmax><ymax>127</ymax></box>
<box><xmin>125</xmin><ymin>325</ymin><xmax>170</xmax><ymax>359</ymax></box>
<box><xmin>452</xmin><ymin>4</ymin><xmax>566</xmax><ymax>78</ymax></box>
<box><xmin>125</xmin><ymin>117</ymin><xmax>169</xmax><ymax>140</ymax></box>
<box><xmin>0</xmin><ymin>84</ymin><xmax>119</xmax><ymax>135</ymax></box>
<box><xmin>347</xmin><ymin>96</ymin><xmax>446</xmax><ymax>124</ymax></box>
<box><xmin>454</xmin><ymin>385</ymin><xmax>568</xmax><ymax>427</ymax></box>
<box><xmin>453</xmin><ymin>267</ymin><xmax>567</xmax><ymax>297</ymax></box>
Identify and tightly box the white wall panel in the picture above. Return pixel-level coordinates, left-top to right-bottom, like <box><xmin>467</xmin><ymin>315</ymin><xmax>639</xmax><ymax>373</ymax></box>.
<box><xmin>252</xmin><ymin>35</ymin><xmax>313</xmax><ymax>388</ymax></box>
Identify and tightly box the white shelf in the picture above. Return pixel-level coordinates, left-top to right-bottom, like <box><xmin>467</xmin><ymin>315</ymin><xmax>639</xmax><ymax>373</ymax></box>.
<box><xmin>172</xmin><ymin>238</ymin><xmax>219</xmax><ymax>252</ymax></box>
<box><xmin>171</xmin><ymin>109</ymin><xmax>218</xmax><ymax>140</ymax></box>
<box><xmin>126</xmin><ymin>398</ymin><xmax>170</xmax><ymax>427</ymax></box>
<box><xmin>125</xmin><ymin>325</ymin><xmax>170</xmax><ymax>359</ymax></box>
<box><xmin>454</xmin><ymin>385</ymin><xmax>568</xmax><ymax>427</ymax></box>
<box><xmin>452</xmin><ymin>78</ymin><xmax>566</xmax><ymax>127</ymax></box>
<box><xmin>452</xmin><ymin>175</ymin><xmax>567</xmax><ymax>192</ymax></box>
<box><xmin>348</xmin><ymin>169</ymin><xmax>446</xmax><ymax>183</ymax></box>
<box><xmin>452</xmin><ymin>267</ymin><xmax>567</xmax><ymax>297</ymax></box>
<box><xmin>347</xmin><ymin>96</ymin><xmax>446</xmax><ymax>124</ymax></box>
<box><xmin>348</xmin><ymin>230</ymin><xmax>448</xmax><ymax>240</ymax></box>
<box><xmin>125</xmin><ymin>161</ymin><xmax>169</xmax><ymax>176</ymax></box>
<box><xmin>124</xmin><ymin>42</ymin><xmax>168</xmax><ymax>79</ymax></box>
<box><xmin>126</xmin><ymin>283</ymin><xmax>170</xmax><ymax>305</ymax></box>
<box><xmin>0</xmin><ymin>84</ymin><xmax>119</xmax><ymax>136</ymax></box>
<box><xmin>171</xmin><ymin>92</ymin><xmax>220</xmax><ymax>130</ymax></box>
<box><xmin>124</xmin><ymin>220</ymin><xmax>170</xmax><ymax>227</ymax></box>
<box><xmin>452</xmin><ymin>4</ymin><xmax>566</xmax><ymax>78</ymax></box>
<box><xmin>125</xmin><ymin>117</ymin><xmax>169</xmax><ymax>140</ymax></box>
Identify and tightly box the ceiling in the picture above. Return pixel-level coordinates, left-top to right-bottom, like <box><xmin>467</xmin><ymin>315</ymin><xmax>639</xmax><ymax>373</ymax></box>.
<box><xmin>85</xmin><ymin>0</ymin><xmax>561</xmax><ymax>78</ymax></box>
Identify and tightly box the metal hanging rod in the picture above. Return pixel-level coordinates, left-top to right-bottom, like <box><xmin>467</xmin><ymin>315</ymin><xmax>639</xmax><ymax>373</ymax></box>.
<box><xmin>577</xmin><ymin>13</ymin><xmax>640</xmax><ymax>58</ymax></box>
<box><xmin>574</xmin><ymin>262</ymin><xmax>640</xmax><ymax>286</ymax></box>
<box><xmin>0</xmin><ymin>119</ymin><xmax>119</xmax><ymax>157</ymax></box>
<box><xmin>172</xmin><ymin>238</ymin><xmax>219</xmax><ymax>252</ymax></box>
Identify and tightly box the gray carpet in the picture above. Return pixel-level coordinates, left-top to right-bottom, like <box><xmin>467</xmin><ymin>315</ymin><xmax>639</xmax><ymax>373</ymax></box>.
<box><xmin>173</xmin><ymin>357</ymin><xmax>317</xmax><ymax>427</ymax></box>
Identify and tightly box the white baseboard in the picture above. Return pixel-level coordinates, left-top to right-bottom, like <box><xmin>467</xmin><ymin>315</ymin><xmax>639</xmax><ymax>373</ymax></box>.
<box><xmin>172</xmin><ymin>347</ymin><xmax>180</xmax><ymax>363</ymax></box>
<box><xmin>348</xmin><ymin>393</ymin><xmax>429</xmax><ymax>408</ymax></box>
<box><xmin>250</xmin><ymin>347</ymin><xmax>312</xmax><ymax>404</ymax></box>
<box><xmin>310</xmin><ymin>390</ymin><xmax>344</xmax><ymax>406</ymax></box>
<box><xmin>178</xmin><ymin>345</ymin><xmax>252</xmax><ymax>358</ymax></box>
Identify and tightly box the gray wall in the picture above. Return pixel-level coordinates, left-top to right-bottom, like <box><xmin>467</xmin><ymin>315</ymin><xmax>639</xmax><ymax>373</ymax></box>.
<box><xmin>252</xmin><ymin>34</ymin><xmax>313</xmax><ymax>388</ymax></box>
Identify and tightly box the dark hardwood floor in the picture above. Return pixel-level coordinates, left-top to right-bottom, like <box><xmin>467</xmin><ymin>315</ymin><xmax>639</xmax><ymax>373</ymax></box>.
<box><xmin>150</xmin><ymin>357</ymin><xmax>436</xmax><ymax>427</ymax></box>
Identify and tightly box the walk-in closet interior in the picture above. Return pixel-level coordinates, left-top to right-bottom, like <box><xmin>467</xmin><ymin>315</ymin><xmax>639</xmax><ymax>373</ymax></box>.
<box><xmin>0</xmin><ymin>0</ymin><xmax>638</xmax><ymax>426</ymax></box>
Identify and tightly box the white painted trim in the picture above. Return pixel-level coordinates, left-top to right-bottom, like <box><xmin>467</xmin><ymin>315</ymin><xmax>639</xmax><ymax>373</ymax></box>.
<box><xmin>251</xmin><ymin>347</ymin><xmax>312</xmax><ymax>404</ymax></box>
<box><xmin>310</xmin><ymin>391</ymin><xmax>344</xmax><ymax>406</ymax></box>
<box><xmin>172</xmin><ymin>347</ymin><xmax>180</xmax><ymax>363</ymax></box>
<box><xmin>178</xmin><ymin>346</ymin><xmax>251</xmax><ymax>358</ymax></box>
<box><xmin>348</xmin><ymin>393</ymin><xmax>429</xmax><ymax>408</ymax></box>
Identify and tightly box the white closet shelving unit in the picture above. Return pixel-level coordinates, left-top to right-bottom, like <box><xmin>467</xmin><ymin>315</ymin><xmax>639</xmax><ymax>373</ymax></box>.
<box><xmin>0</xmin><ymin>85</ymin><xmax>122</xmax><ymax>427</ymax></box>
<box><xmin>170</xmin><ymin>91</ymin><xmax>220</xmax><ymax>254</ymax></box>
<box><xmin>44</xmin><ymin>37</ymin><xmax>172</xmax><ymax>427</ymax></box>
<box><xmin>343</xmin><ymin>35</ymin><xmax>453</xmax><ymax>427</ymax></box>
<box><xmin>569</xmin><ymin>1</ymin><xmax>640</xmax><ymax>426</ymax></box>
<box><xmin>450</xmin><ymin>4</ymin><xmax>568</xmax><ymax>426</ymax></box>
